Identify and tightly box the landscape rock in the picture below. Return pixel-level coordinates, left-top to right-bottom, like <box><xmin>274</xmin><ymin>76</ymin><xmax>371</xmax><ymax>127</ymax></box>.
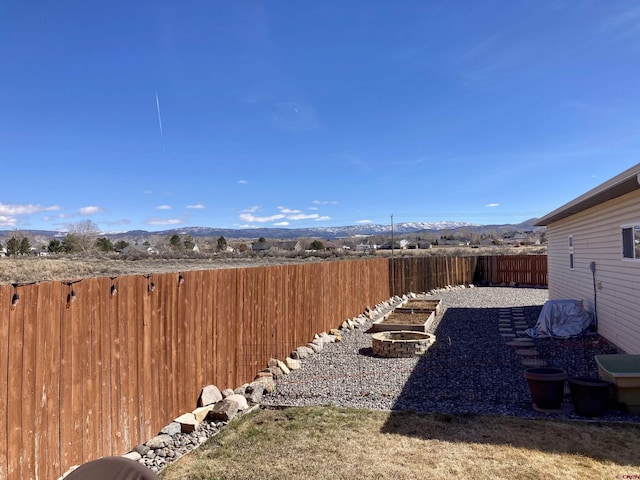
<box><xmin>269</xmin><ymin>366</ymin><xmax>284</xmax><ymax>379</ymax></box>
<box><xmin>133</xmin><ymin>444</ymin><xmax>151</xmax><ymax>456</ymax></box>
<box><xmin>329</xmin><ymin>329</ymin><xmax>343</xmax><ymax>341</ymax></box>
<box><xmin>285</xmin><ymin>357</ymin><xmax>301</xmax><ymax>370</ymax></box>
<box><xmin>246</xmin><ymin>382</ymin><xmax>264</xmax><ymax>404</ymax></box>
<box><xmin>294</xmin><ymin>346</ymin><xmax>314</xmax><ymax>358</ymax></box>
<box><xmin>160</xmin><ymin>422</ymin><xmax>182</xmax><ymax>436</ymax></box>
<box><xmin>122</xmin><ymin>451</ymin><xmax>142</xmax><ymax>462</ymax></box>
<box><xmin>174</xmin><ymin>413</ymin><xmax>200</xmax><ymax>433</ymax></box>
<box><xmin>276</xmin><ymin>360</ymin><xmax>290</xmax><ymax>375</ymax></box>
<box><xmin>193</xmin><ymin>405</ymin><xmax>214</xmax><ymax>423</ymax></box>
<box><xmin>209</xmin><ymin>398</ymin><xmax>240</xmax><ymax>421</ymax></box>
<box><xmin>319</xmin><ymin>332</ymin><xmax>333</xmax><ymax>343</ymax></box>
<box><xmin>252</xmin><ymin>375</ymin><xmax>276</xmax><ymax>394</ymax></box>
<box><xmin>221</xmin><ymin>388</ymin><xmax>235</xmax><ymax>398</ymax></box>
<box><xmin>225</xmin><ymin>393</ymin><xmax>249</xmax><ymax>411</ymax></box>
<box><xmin>234</xmin><ymin>384</ymin><xmax>249</xmax><ymax>395</ymax></box>
<box><xmin>146</xmin><ymin>434</ymin><xmax>173</xmax><ymax>449</ymax></box>
<box><xmin>268</xmin><ymin>358</ymin><xmax>279</xmax><ymax>368</ymax></box>
<box><xmin>197</xmin><ymin>385</ymin><xmax>222</xmax><ymax>407</ymax></box>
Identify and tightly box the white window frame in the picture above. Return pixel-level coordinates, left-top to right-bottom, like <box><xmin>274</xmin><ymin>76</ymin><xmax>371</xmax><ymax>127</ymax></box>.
<box><xmin>621</xmin><ymin>224</ymin><xmax>640</xmax><ymax>261</ymax></box>
<box><xmin>568</xmin><ymin>235</ymin><xmax>574</xmax><ymax>269</ymax></box>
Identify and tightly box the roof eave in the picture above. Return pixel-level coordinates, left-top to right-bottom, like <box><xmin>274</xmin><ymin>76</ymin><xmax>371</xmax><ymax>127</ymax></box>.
<box><xmin>534</xmin><ymin>165</ymin><xmax>640</xmax><ymax>227</ymax></box>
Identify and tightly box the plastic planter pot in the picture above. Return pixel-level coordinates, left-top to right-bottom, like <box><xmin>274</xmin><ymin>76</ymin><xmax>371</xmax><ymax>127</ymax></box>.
<box><xmin>524</xmin><ymin>367</ymin><xmax>568</xmax><ymax>410</ymax></box>
<box><xmin>568</xmin><ymin>377</ymin><xmax>611</xmax><ymax>417</ymax></box>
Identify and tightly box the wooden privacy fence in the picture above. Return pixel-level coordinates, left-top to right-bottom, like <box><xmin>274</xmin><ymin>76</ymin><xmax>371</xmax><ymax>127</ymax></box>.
<box><xmin>0</xmin><ymin>259</ymin><xmax>390</xmax><ymax>480</ymax></box>
<box><xmin>0</xmin><ymin>254</ymin><xmax>547</xmax><ymax>479</ymax></box>
<box><xmin>473</xmin><ymin>255</ymin><xmax>547</xmax><ymax>286</ymax></box>
<box><xmin>389</xmin><ymin>255</ymin><xmax>480</xmax><ymax>295</ymax></box>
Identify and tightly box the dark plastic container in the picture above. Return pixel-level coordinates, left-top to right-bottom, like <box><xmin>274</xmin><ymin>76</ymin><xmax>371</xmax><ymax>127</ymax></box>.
<box><xmin>524</xmin><ymin>367</ymin><xmax>568</xmax><ymax>410</ymax></box>
<box><xmin>568</xmin><ymin>377</ymin><xmax>611</xmax><ymax>417</ymax></box>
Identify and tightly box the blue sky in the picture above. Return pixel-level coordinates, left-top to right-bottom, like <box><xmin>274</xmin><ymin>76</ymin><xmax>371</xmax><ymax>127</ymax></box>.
<box><xmin>1</xmin><ymin>1</ymin><xmax>639</xmax><ymax>232</ymax></box>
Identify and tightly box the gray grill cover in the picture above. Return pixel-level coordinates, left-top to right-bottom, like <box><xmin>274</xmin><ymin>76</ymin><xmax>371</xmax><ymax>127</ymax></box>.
<box><xmin>526</xmin><ymin>299</ymin><xmax>594</xmax><ymax>338</ymax></box>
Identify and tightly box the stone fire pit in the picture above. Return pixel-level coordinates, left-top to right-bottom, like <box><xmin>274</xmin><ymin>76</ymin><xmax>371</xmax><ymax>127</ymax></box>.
<box><xmin>371</xmin><ymin>331</ymin><xmax>436</xmax><ymax>358</ymax></box>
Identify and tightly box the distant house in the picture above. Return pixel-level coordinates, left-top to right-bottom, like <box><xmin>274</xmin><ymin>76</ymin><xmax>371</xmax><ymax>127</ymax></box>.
<box><xmin>534</xmin><ymin>162</ymin><xmax>640</xmax><ymax>353</ymax></box>
<box><xmin>510</xmin><ymin>232</ymin><xmax>540</xmax><ymax>246</ymax></box>
<box><xmin>356</xmin><ymin>243</ymin><xmax>377</xmax><ymax>252</ymax></box>
<box><xmin>251</xmin><ymin>240</ymin><xmax>303</xmax><ymax>252</ymax></box>
<box><xmin>320</xmin><ymin>240</ymin><xmax>340</xmax><ymax>251</ymax></box>
<box><xmin>251</xmin><ymin>241</ymin><xmax>271</xmax><ymax>253</ymax></box>
<box><xmin>274</xmin><ymin>240</ymin><xmax>303</xmax><ymax>252</ymax></box>
<box><xmin>479</xmin><ymin>237</ymin><xmax>499</xmax><ymax>247</ymax></box>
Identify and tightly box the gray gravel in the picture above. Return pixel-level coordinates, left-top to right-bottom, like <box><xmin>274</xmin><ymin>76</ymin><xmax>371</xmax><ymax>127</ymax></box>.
<box><xmin>263</xmin><ymin>286</ymin><xmax>640</xmax><ymax>422</ymax></box>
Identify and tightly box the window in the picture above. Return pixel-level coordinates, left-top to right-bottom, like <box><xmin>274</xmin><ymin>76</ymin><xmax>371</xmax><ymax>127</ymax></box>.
<box><xmin>568</xmin><ymin>235</ymin><xmax>574</xmax><ymax>269</ymax></box>
<box><xmin>622</xmin><ymin>225</ymin><xmax>640</xmax><ymax>259</ymax></box>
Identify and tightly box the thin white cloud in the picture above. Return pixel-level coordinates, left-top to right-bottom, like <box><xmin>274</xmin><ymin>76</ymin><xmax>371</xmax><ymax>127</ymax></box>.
<box><xmin>278</xmin><ymin>207</ymin><xmax>302</xmax><ymax>214</ymax></box>
<box><xmin>146</xmin><ymin>217</ymin><xmax>183</xmax><ymax>226</ymax></box>
<box><xmin>312</xmin><ymin>200</ymin><xmax>338</xmax><ymax>205</ymax></box>
<box><xmin>143</xmin><ymin>190</ymin><xmax>152</xmax><ymax>194</ymax></box>
<box><xmin>103</xmin><ymin>219</ymin><xmax>131</xmax><ymax>226</ymax></box>
<box><xmin>287</xmin><ymin>213</ymin><xmax>319</xmax><ymax>221</ymax></box>
<box><xmin>157</xmin><ymin>205</ymin><xmax>172</xmax><ymax>210</ymax></box>
<box><xmin>79</xmin><ymin>206</ymin><xmax>105</xmax><ymax>215</ymax></box>
<box><xmin>28</xmin><ymin>206</ymin><xmax>87</xmax><ymax>226</ymax></box>
<box><xmin>186</xmin><ymin>204</ymin><xmax>205</xmax><ymax>209</ymax></box>
<box><xmin>238</xmin><ymin>180</ymin><xmax>248</xmax><ymax>184</ymax></box>
<box><xmin>0</xmin><ymin>203</ymin><xmax>60</xmax><ymax>215</ymax></box>
<box><xmin>273</xmin><ymin>221</ymin><xmax>289</xmax><ymax>226</ymax></box>
<box><xmin>0</xmin><ymin>215</ymin><xmax>17</xmax><ymax>227</ymax></box>
<box><xmin>486</xmin><ymin>203</ymin><xmax>500</xmax><ymax>208</ymax></box>
<box><xmin>242</xmin><ymin>206</ymin><xmax>260</xmax><ymax>213</ymax></box>
<box><xmin>239</xmin><ymin>213</ymin><xmax>286</xmax><ymax>223</ymax></box>
<box><xmin>357</xmin><ymin>219</ymin><xmax>373</xmax><ymax>224</ymax></box>
<box><xmin>315</xmin><ymin>216</ymin><xmax>331</xmax><ymax>221</ymax></box>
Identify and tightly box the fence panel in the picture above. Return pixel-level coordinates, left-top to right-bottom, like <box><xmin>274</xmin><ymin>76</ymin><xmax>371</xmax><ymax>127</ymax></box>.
<box><xmin>389</xmin><ymin>256</ymin><xmax>480</xmax><ymax>295</ymax></box>
<box><xmin>474</xmin><ymin>255</ymin><xmax>547</xmax><ymax>286</ymax></box>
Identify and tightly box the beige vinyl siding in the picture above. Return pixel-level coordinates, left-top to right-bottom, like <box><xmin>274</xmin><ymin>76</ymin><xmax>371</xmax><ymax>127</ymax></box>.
<box><xmin>546</xmin><ymin>189</ymin><xmax>640</xmax><ymax>353</ymax></box>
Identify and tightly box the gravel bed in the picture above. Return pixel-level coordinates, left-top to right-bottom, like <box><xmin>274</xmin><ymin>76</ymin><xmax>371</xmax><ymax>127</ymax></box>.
<box><xmin>262</xmin><ymin>286</ymin><xmax>640</xmax><ymax>422</ymax></box>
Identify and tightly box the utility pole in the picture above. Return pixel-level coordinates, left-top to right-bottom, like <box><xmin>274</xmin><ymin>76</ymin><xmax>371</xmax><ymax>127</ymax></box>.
<box><xmin>391</xmin><ymin>214</ymin><xmax>395</xmax><ymax>295</ymax></box>
<box><xmin>391</xmin><ymin>214</ymin><xmax>394</xmax><ymax>257</ymax></box>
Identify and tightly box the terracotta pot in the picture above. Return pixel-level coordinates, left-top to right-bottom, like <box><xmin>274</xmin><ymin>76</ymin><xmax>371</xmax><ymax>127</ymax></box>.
<box><xmin>568</xmin><ymin>377</ymin><xmax>611</xmax><ymax>417</ymax></box>
<box><xmin>524</xmin><ymin>367</ymin><xmax>567</xmax><ymax>410</ymax></box>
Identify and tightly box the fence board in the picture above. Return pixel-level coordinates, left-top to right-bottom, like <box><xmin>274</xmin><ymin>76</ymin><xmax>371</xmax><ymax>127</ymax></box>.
<box><xmin>99</xmin><ymin>278</ymin><xmax>113</xmax><ymax>464</ymax></box>
<box><xmin>7</xmin><ymin>286</ymin><xmax>24</xmax><ymax>479</ymax></box>
<box><xmin>0</xmin><ymin>285</ymin><xmax>9</xmax><ymax>480</ymax></box>
<box><xmin>21</xmin><ymin>284</ymin><xmax>37</xmax><ymax>479</ymax></box>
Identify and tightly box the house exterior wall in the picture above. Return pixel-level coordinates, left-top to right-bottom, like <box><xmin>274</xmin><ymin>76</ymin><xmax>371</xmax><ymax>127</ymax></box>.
<box><xmin>545</xmin><ymin>189</ymin><xmax>640</xmax><ymax>353</ymax></box>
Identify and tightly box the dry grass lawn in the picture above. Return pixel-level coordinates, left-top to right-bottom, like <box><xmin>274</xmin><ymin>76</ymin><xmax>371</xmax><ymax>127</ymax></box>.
<box><xmin>0</xmin><ymin>255</ymin><xmax>321</xmax><ymax>285</ymax></box>
<box><xmin>160</xmin><ymin>406</ymin><xmax>640</xmax><ymax>480</ymax></box>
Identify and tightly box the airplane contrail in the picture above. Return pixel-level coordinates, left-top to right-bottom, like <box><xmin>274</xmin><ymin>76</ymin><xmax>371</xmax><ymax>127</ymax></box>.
<box><xmin>155</xmin><ymin>92</ymin><xmax>164</xmax><ymax>140</ymax></box>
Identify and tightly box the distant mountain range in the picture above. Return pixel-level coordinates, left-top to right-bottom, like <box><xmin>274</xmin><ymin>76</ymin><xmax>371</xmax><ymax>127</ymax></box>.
<box><xmin>1</xmin><ymin>219</ymin><xmax>542</xmax><ymax>241</ymax></box>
